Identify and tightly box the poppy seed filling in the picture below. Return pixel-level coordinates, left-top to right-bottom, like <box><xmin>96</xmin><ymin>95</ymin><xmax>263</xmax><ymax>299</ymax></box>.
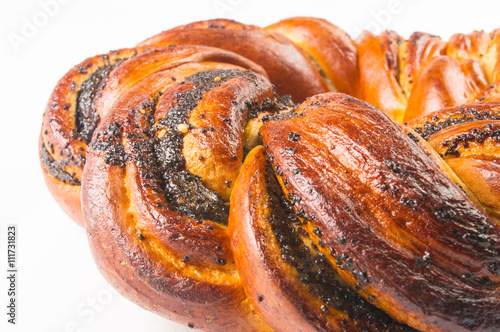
<box><xmin>40</xmin><ymin>143</ymin><xmax>80</xmax><ymax>185</ymax></box>
<box><xmin>97</xmin><ymin>69</ymin><xmax>285</xmax><ymax>225</ymax></box>
<box><xmin>76</xmin><ymin>61</ymin><xmax>123</xmax><ymax>143</ymax></box>
<box><xmin>263</xmin><ymin>161</ymin><xmax>413</xmax><ymax>331</ymax></box>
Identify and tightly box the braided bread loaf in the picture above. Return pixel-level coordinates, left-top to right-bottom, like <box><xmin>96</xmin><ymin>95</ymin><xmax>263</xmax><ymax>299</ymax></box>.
<box><xmin>39</xmin><ymin>17</ymin><xmax>500</xmax><ymax>332</ymax></box>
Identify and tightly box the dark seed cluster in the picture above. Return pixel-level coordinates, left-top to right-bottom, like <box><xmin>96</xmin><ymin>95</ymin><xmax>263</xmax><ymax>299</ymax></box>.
<box><xmin>75</xmin><ymin>64</ymin><xmax>107</xmax><ymax>143</ymax></box>
<box><xmin>407</xmin><ymin>132</ymin><xmax>420</xmax><ymax>142</ymax></box>
<box><xmin>40</xmin><ymin>143</ymin><xmax>80</xmax><ymax>185</ymax></box>
<box><xmin>44</xmin><ymin>52</ymin><xmax>143</xmax><ymax>186</ymax></box>
<box><xmin>306</xmin><ymin>97</ymin><xmax>330</xmax><ymax>107</ymax></box>
<box><xmin>410</xmin><ymin>107</ymin><xmax>500</xmax><ymax>140</ymax></box>
<box><xmin>442</xmin><ymin>126</ymin><xmax>500</xmax><ymax>157</ymax></box>
<box><xmin>163</xmin><ymin>170</ymin><xmax>228</xmax><ymax>224</ymax></box>
<box><xmin>215</xmin><ymin>258</ymin><xmax>226</xmax><ymax>265</ymax></box>
<box><xmin>288</xmin><ymin>132</ymin><xmax>301</xmax><ymax>142</ymax></box>
<box><xmin>383</xmin><ymin>160</ymin><xmax>409</xmax><ymax>177</ymax></box>
<box><xmin>76</xmin><ymin>57</ymin><xmax>130</xmax><ymax>143</ymax></box>
<box><xmin>244</xmin><ymin>95</ymin><xmax>290</xmax><ymax>121</ymax></box>
<box><xmin>263</xmin><ymin>162</ymin><xmax>413</xmax><ymax>331</ymax></box>
<box><xmin>127</xmin><ymin>111</ymin><xmax>167</xmax><ymax>199</ymax></box>
<box><xmin>92</xmin><ymin>122</ymin><xmax>128</xmax><ymax>168</ymax></box>
<box><xmin>433</xmin><ymin>206</ymin><xmax>457</xmax><ymax>222</ymax></box>
<box><xmin>154</xmin><ymin>69</ymin><xmax>282</xmax><ymax>225</ymax></box>
<box><xmin>261</xmin><ymin>97</ymin><xmax>300</xmax><ymax>124</ymax></box>
<box><xmin>400</xmin><ymin>197</ymin><xmax>417</xmax><ymax>208</ymax></box>
<box><xmin>488</xmin><ymin>261</ymin><xmax>500</xmax><ymax>275</ymax></box>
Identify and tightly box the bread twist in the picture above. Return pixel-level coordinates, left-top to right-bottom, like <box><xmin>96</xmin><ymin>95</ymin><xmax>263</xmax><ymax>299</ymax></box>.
<box><xmin>39</xmin><ymin>45</ymin><xmax>266</xmax><ymax>225</ymax></box>
<box><xmin>232</xmin><ymin>93</ymin><xmax>499</xmax><ymax>332</ymax></box>
<box><xmin>39</xmin><ymin>17</ymin><xmax>500</xmax><ymax>332</ymax></box>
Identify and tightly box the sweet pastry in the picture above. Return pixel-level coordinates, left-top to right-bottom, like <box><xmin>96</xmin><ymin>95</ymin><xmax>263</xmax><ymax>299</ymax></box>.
<box><xmin>231</xmin><ymin>93</ymin><xmax>500</xmax><ymax>332</ymax></box>
<box><xmin>406</xmin><ymin>101</ymin><xmax>500</xmax><ymax>222</ymax></box>
<box><xmin>137</xmin><ymin>18</ymin><xmax>330</xmax><ymax>102</ymax></box>
<box><xmin>39</xmin><ymin>45</ymin><xmax>267</xmax><ymax>225</ymax></box>
<box><xmin>39</xmin><ymin>17</ymin><xmax>500</xmax><ymax>332</ymax></box>
<box><xmin>356</xmin><ymin>30</ymin><xmax>497</xmax><ymax>123</ymax></box>
<box><xmin>40</xmin><ymin>18</ymin><xmax>500</xmax><ymax>225</ymax></box>
<box><xmin>265</xmin><ymin>17</ymin><xmax>360</xmax><ymax>98</ymax></box>
<box><xmin>82</xmin><ymin>68</ymin><xmax>286</xmax><ymax>331</ymax></box>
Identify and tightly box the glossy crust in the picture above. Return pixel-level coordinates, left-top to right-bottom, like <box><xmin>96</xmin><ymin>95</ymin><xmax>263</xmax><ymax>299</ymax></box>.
<box><xmin>39</xmin><ymin>17</ymin><xmax>500</xmax><ymax>332</ymax></box>
<box><xmin>406</xmin><ymin>102</ymin><xmax>500</xmax><ymax>222</ymax></box>
<box><xmin>138</xmin><ymin>19</ymin><xmax>328</xmax><ymax>103</ymax></box>
<box><xmin>356</xmin><ymin>30</ymin><xmax>408</xmax><ymax>122</ymax></box>
<box><xmin>138</xmin><ymin>19</ymin><xmax>500</xmax><ymax>122</ymax></box>
<box><xmin>447</xmin><ymin>156</ymin><xmax>500</xmax><ymax>221</ymax></box>
<box><xmin>265</xmin><ymin>17</ymin><xmax>360</xmax><ymax>97</ymax></box>
<box><xmin>39</xmin><ymin>48</ymin><xmax>146</xmax><ymax>225</ymax></box>
<box><xmin>397</xmin><ymin>32</ymin><xmax>448</xmax><ymax>98</ymax></box>
<box><xmin>39</xmin><ymin>45</ymin><xmax>267</xmax><ymax>225</ymax></box>
<box><xmin>230</xmin><ymin>146</ymin><xmax>413</xmax><ymax>332</ymax></box>
<box><xmin>447</xmin><ymin>29</ymin><xmax>500</xmax><ymax>84</ymax></box>
<box><xmin>82</xmin><ymin>68</ymin><xmax>283</xmax><ymax>331</ymax></box>
<box><xmin>257</xmin><ymin>93</ymin><xmax>500</xmax><ymax>332</ymax></box>
<box><xmin>41</xmin><ymin>20</ymin><xmax>500</xmax><ymax>226</ymax></box>
<box><xmin>356</xmin><ymin>29</ymin><xmax>500</xmax><ymax>123</ymax></box>
<box><xmin>404</xmin><ymin>56</ymin><xmax>488</xmax><ymax>122</ymax></box>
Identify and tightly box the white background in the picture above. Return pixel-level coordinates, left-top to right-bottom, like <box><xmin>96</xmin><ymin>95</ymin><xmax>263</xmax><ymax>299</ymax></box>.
<box><xmin>1</xmin><ymin>0</ymin><xmax>499</xmax><ymax>331</ymax></box>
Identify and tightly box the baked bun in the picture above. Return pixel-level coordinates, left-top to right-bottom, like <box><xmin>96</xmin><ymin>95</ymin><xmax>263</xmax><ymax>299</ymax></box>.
<box><xmin>406</xmin><ymin>101</ymin><xmax>500</xmax><ymax>222</ymax></box>
<box><xmin>82</xmin><ymin>68</ymin><xmax>291</xmax><ymax>331</ymax></box>
<box><xmin>231</xmin><ymin>93</ymin><xmax>500</xmax><ymax>332</ymax></box>
<box><xmin>265</xmin><ymin>17</ymin><xmax>360</xmax><ymax>98</ymax></box>
<box><xmin>40</xmin><ymin>45</ymin><xmax>267</xmax><ymax>225</ymax></box>
<box><xmin>356</xmin><ymin>29</ymin><xmax>500</xmax><ymax>123</ymax></box>
<box><xmin>39</xmin><ymin>17</ymin><xmax>500</xmax><ymax>332</ymax></box>
<box><xmin>138</xmin><ymin>18</ymin><xmax>329</xmax><ymax>102</ymax></box>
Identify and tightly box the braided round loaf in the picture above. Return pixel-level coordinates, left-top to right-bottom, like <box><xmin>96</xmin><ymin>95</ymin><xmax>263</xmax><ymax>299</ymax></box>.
<box><xmin>39</xmin><ymin>17</ymin><xmax>500</xmax><ymax>332</ymax></box>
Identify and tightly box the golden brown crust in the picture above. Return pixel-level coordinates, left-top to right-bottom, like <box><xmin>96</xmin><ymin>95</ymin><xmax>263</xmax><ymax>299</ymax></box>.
<box><xmin>427</xmin><ymin>120</ymin><xmax>500</xmax><ymax>159</ymax></box>
<box><xmin>230</xmin><ymin>146</ymin><xmax>413</xmax><ymax>332</ymax></box>
<box><xmin>477</xmin><ymin>81</ymin><xmax>500</xmax><ymax>102</ymax></box>
<box><xmin>259</xmin><ymin>93</ymin><xmax>500</xmax><ymax>332</ymax></box>
<box><xmin>39</xmin><ymin>45</ymin><xmax>267</xmax><ymax>226</ymax></box>
<box><xmin>404</xmin><ymin>56</ymin><xmax>488</xmax><ymax>122</ymax></box>
<box><xmin>82</xmin><ymin>68</ymin><xmax>282</xmax><ymax>331</ymax></box>
<box><xmin>39</xmin><ymin>132</ymin><xmax>83</xmax><ymax>224</ymax></box>
<box><xmin>447</xmin><ymin>29</ymin><xmax>500</xmax><ymax>84</ymax></box>
<box><xmin>356</xmin><ymin>28</ymin><xmax>500</xmax><ymax>123</ymax></box>
<box><xmin>138</xmin><ymin>19</ymin><xmax>328</xmax><ymax>103</ymax></box>
<box><xmin>447</xmin><ymin>156</ymin><xmax>500</xmax><ymax>222</ymax></box>
<box><xmin>177</xmin><ymin>77</ymin><xmax>275</xmax><ymax>200</ymax></box>
<box><xmin>406</xmin><ymin>102</ymin><xmax>500</xmax><ymax>222</ymax></box>
<box><xmin>356</xmin><ymin>30</ymin><xmax>408</xmax><ymax>122</ymax></box>
<box><xmin>230</xmin><ymin>146</ymin><xmax>318</xmax><ymax>331</ymax></box>
<box><xmin>40</xmin><ymin>17</ymin><xmax>500</xmax><ymax>332</ymax></box>
<box><xmin>397</xmin><ymin>32</ymin><xmax>447</xmax><ymax>98</ymax></box>
<box><xmin>39</xmin><ymin>48</ymin><xmax>145</xmax><ymax>225</ymax></box>
<box><xmin>265</xmin><ymin>17</ymin><xmax>360</xmax><ymax>98</ymax></box>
